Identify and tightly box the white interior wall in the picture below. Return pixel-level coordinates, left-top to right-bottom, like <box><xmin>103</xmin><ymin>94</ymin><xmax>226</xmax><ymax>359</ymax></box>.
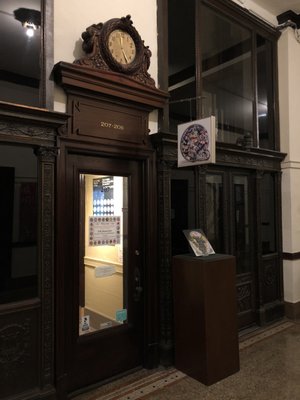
<box><xmin>53</xmin><ymin>0</ymin><xmax>158</xmax><ymax>132</ymax></box>
<box><xmin>278</xmin><ymin>28</ymin><xmax>300</xmax><ymax>304</ymax></box>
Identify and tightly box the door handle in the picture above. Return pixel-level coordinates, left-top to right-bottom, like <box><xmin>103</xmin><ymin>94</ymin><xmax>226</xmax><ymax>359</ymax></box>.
<box><xmin>134</xmin><ymin>266</ymin><xmax>143</xmax><ymax>302</ymax></box>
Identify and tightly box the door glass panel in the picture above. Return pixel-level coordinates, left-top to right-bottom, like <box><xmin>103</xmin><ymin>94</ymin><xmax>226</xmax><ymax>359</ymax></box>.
<box><xmin>79</xmin><ymin>174</ymin><xmax>127</xmax><ymax>335</ymax></box>
<box><xmin>205</xmin><ymin>174</ymin><xmax>224</xmax><ymax>252</ymax></box>
<box><xmin>233</xmin><ymin>175</ymin><xmax>251</xmax><ymax>274</ymax></box>
<box><xmin>260</xmin><ymin>173</ymin><xmax>276</xmax><ymax>254</ymax></box>
<box><xmin>171</xmin><ymin>169</ymin><xmax>196</xmax><ymax>255</ymax></box>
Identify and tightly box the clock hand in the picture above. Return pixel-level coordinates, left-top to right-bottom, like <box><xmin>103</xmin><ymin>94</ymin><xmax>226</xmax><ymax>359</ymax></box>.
<box><xmin>122</xmin><ymin>48</ymin><xmax>129</xmax><ymax>63</ymax></box>
<box><xmin>119</xmin><ymin>32</ymin><xmax>123</xmax><ymax>47</ymax></box>
<box><xmin>118</xmin><ymin>32</ymin><xmax>128</xmax><ymax>63</ymax></box>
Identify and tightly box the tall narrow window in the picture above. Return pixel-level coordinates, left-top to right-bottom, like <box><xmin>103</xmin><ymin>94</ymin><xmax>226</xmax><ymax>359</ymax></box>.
<box><xmin>257</xmin><ymin>35</ymin><xmax>274</xmax><ymax>149</ymax></box>
<box><xmin>200</xmin><ymin>5</ymin><xmax>253</xmax><ymax>145</ymax></box>
<box><xmin>168</xmin><ymin>0</ymin><xmax>196</xmax><ymax>131</ymax></box>
<box><xmin>0</xmin><ymin>1</ymin><xmax>42</xmax><ymax>106</ymax></box>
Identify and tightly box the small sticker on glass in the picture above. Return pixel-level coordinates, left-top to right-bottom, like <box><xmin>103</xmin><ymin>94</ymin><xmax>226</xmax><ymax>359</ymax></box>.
<box><xmin>80</xmin><ymin>315</ymin><xmax>90</xmax><ymax>332</ymax></box>
<box><xmin>116</xmin><ymin>309</ymin><xmax>127</xmax><ymax>323</ymax></box>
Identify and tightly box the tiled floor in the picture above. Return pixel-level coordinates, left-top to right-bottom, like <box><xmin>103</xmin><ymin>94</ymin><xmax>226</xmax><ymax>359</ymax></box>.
<box><xmin>73</xmin><ymin>319</ymin><xmax>300</xmax><ymax>400</ymax></box>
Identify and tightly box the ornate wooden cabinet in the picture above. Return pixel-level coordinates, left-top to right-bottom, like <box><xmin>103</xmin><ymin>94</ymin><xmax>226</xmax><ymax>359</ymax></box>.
<box><xmin>0</xmin><ymin>102</ymin><xmax>68</xmax><ymax>400</ymax></box>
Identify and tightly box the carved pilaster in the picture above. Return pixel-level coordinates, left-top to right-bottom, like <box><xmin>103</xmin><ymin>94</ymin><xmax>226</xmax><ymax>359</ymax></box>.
<box><xmin>35</xmin><ymin>146</ymin><xmax>57</xmax><ymax>386</ymax></box>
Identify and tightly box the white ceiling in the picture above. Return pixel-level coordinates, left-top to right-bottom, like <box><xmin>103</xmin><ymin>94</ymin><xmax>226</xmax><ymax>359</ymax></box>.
<box><xmin>252</xmin><ymin>0</ymin><xmax>300</xmax><ymax>15</ymax></box>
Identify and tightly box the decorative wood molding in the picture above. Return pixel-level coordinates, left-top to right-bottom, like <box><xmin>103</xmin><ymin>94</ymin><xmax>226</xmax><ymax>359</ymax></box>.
<box><xmin>216</xmin><ymin>148</ymin><xmax>285</xmax><ymax>171</ymax></box>
<box><xmin>0</xmin><ymin>102</ymin><xmax>68</xmax><ymax>146</ymax></box>
<box><xmin>152</xmin><ymin>131</ymin><xmax>286</xmax><ymax>172</ymax></box>
<box><xmin>0</xmin><ymin>121</ymin><xmax>55</xmax><ymax>144</ymax></box>
<box><xmin>53</xmin><ymin>62</ymin><xmax>169</xmax><ymax>111</ymax></box>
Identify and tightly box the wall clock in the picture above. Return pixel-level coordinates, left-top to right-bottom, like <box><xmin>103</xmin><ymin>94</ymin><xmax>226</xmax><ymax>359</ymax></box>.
<box><xmin>74</xmin><ymin>15</ymin><xmax>155</xmax><ymax>86</ymax></box>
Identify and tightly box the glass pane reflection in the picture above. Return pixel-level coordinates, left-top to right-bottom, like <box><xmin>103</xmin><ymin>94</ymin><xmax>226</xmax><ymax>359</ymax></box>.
<box><xmin>206</xmin><ymin>174</ymin><xmax>224</xmax><ymax>252</ymax></box>
<box><xmin>201</xmin><ymin>5</ymin><xmax>253</xmax><ymax>145</ymax></box>
<box><xmin>0</xmin><ymin>145</ymin><xmax>38</xmax><ymax>303</ymax></box>
<box><xmin>233</xmin><ymin>175</ymin><xmax>251</xmax><ymax>274</ymax></box>
<box><xmin>0</xmin><ymin>0</ymin><xmax>41</xmax><ymax>106</ymax></box>
<box><xmin>79</xmin><ymin>174</ymin><xmax>127</xmax><ymax>335</ymax></box>
<box><xmin>260</xmin><ymin>173</ymin><xmax>276</xmax><ymax>254</ymax></box>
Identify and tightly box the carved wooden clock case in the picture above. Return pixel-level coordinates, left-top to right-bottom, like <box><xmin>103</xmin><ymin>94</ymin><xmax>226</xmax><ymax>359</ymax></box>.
<box><xmin>74</xmin><ymin>15</ymin><xmax>155</xmax><ymax>86</ymax></box>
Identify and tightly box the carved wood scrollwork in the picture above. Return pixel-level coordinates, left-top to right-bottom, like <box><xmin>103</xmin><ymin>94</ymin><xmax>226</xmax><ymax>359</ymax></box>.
<box><xmin>263</xmin><ymin>264</ymin><xmax>277</xmax><ymax>286</ymax></box>
<box><xmin>0</xmin><ymin>321</ymin><xmax>31</xmax><ymax>377</ymax></box>
<box><xmin>0</xmin><ymin>121</ymin><xmax>55</xmax><ymax>145</ymax></box>
<box><xmin>35</xmin><ymin>146</ymin><xmax>58</xmax><ymax>161</ymax></box>
<box><xmin>237</xmin><ymin>283</ymin><xmax>252</xmax><ymax>313</ymax></box>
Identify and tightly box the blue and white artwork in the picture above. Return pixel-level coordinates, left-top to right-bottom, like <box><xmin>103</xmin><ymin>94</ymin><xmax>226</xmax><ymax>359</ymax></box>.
<box><xmin>93</xmin><ymin>176</ymin><xmax>115</xmax><ymax>216</ymax></box>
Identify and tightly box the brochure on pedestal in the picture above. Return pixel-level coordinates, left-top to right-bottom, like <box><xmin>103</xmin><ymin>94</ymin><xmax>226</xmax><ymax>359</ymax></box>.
<box><xmin>183</xmin><ymin>229</ymin><xmax>215</xmax><ymax>257</ymax></box>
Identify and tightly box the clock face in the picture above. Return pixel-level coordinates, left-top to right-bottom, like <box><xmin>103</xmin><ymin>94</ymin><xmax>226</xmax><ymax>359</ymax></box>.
<box><xmin>108</xmin><ymin>29</ymin><xmax>136</xmax><ymax>65</ymax></box>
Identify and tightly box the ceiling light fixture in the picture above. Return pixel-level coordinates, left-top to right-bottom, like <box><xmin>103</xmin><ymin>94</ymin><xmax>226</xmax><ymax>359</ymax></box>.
<box><xmin>13</xmin><ymin>8</ymin><xmax>41</xmax><ymax>37</ymax></box>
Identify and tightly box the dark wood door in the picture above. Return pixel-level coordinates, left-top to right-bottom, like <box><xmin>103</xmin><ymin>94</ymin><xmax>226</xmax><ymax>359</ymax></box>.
<box><xmin>62</xmin><ymin>153</ymin><xmax>144</xmax><ymax>393</ymax></box>
<box><xmin>205</xmin><ymin>169</ymin><xmax>257</xmax><ymax>330</ymax></box>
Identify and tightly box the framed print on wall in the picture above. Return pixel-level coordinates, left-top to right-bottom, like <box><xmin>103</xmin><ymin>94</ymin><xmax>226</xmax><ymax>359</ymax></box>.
<box><xmin>178</xmin><ymin>116</ymin><xmax>216</xmax><ymax>168</ymax></box>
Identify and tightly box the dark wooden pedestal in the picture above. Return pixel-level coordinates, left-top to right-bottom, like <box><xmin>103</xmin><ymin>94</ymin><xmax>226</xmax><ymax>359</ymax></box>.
<box><xmin>173</xmin><ymin>254</ymin><xmax>240</xmax><ymax>385</ymax></box>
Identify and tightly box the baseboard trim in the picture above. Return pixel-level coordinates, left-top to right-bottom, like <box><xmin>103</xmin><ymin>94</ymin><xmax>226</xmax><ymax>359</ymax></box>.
<box><xmin>285</xmin><ymin>301</ymin><xmax>300</xmax><ymax>319</ymax></box>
